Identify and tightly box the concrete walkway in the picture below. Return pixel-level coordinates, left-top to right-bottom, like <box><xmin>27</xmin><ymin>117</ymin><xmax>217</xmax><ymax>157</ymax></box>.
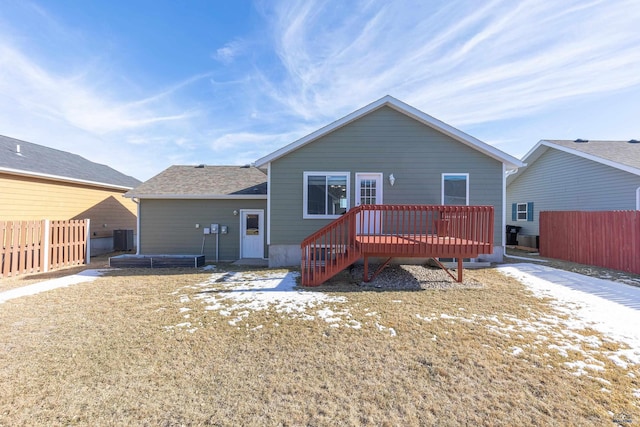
<box><xmin>498</xmin><ymin>263</ymin><xmax>640</xmax><ymax>311</ymax></box>
<box><xmin>498</xmin><ymin>263</ymin><xmax>640</xmax><ymax>364</ymax></box>
<box><xmin>0</xmin><ymin>270</ymin><xmax>104</xmax><ymax>304</ymax></box>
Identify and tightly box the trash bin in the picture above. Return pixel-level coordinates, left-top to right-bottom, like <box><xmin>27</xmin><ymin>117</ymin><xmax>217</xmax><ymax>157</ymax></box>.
<box><xmin>506</xmin><ymin>225</ymin><xmax>521</xmax><ymax>246</ymax></box>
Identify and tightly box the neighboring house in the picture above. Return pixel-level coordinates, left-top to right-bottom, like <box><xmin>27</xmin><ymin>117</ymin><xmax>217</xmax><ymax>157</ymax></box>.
<box><xmin>506</xmin><ymin>139</ymin><xmax>640</xmax><ymax>244</ymax></box>
<box><xmin>0</xmin><ymin>135</ymin><xmax>141</xmax><ymax>255</ymax></box>
<box><xmin>127</xmin><ymin>96</ymin><xmax>524</xmax><ymax>267</ymax></box>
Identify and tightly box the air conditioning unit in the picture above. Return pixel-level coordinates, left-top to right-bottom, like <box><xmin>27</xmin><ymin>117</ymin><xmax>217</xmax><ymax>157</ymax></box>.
<box><xmin>517</xmin><ymin>234</ymin><xmax>539</xmax><ymax>249</ymax></box>
<box><xmin>114</xmin><ymin>229</ymin><xmax>134</xmax><ymax>251</ymax></box>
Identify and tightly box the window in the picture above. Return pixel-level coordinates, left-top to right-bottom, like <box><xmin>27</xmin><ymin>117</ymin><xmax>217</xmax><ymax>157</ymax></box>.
<box><xmin>512</xmin><ymin>202</ymin><xmax>534</xmax><ymax>222</ymax></box>
<box><xmin>303</xmin><ymin>172</ymin><xmax>349</xmax><ymax>218</ymax></box>
<box><xmin>637</xmin><ymin>187</ymin><xmax>640</xmax><ymax>210</ymax></box>
<box><xmin>442</xmin><ymin>173</ymin><xmax>469</xmax><ymax>205</ymax></box>
<box><xmin>516</xmin><ymin>203</ymin><xmax>528</xmax><ymax>221</ymax></box>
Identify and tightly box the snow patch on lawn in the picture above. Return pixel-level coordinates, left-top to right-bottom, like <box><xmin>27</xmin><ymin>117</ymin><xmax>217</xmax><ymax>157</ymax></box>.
<box><xmin>196</xmin><ymin>271</ymin><xmax>347</xmax><ymax>319</ymax></box>
<box><xmin>167</xmin><ymin>270</ymin><xmax>399</xmax><ymax>335</ymax></box>
<box><xmin>497</xmin><ymin>264</ymin><xmax>640</xmax><ymax>366</ymax></box>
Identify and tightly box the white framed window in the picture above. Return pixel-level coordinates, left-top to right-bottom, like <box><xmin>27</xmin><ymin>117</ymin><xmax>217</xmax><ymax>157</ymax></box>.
<box><xmin>516</xmin><ymin>203</ymin><xmax>528</xmax><ymax>221</ymax></box>
<box><xmin>303</xmin><ymin>172</ymin><xmax>350</xmax><ymax>219</ymax></box>
<box><xmin>512</xmin><ymin>202</ymin><xmax>534</xmax><ymax>222</ymax></box>
<box><xmin>442</xmin><ymin>173</ymin><xmax>469</xmax><ymax>205</ymax></box>
<box><xmin>637</xmin><ymin>187</ymin><xmax>640</xmax><ymax>210</ymax></box>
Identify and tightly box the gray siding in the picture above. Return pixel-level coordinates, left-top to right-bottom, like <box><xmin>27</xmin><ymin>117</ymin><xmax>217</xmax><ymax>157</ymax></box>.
<box><xmin>270</xmin><ymin>106</ymin><xmax>504</xmax><ymax>246</ymax></box>
<box><xmin>139</xmin><ymin>199</ymin><xmax>267</xmax><ymax>260</ymax></box>
<box><xmin>507</xmin><ymin>148</ymin><xmax>640</xmax><ymax>235</ymax></box>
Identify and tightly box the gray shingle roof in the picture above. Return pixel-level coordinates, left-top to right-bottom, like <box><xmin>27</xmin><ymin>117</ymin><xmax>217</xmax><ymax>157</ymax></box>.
<box><xmin>545</xmin><ymin>139</ymin><xmax>640</xmax><ymax>171</ymax></box>
<box><xmin>0</xmin><ymin>134</ymin><xmax>141</xmax><ymax>188</ymax></box>
<box><xmin>125</xmin><ymin>165</ymin><xmax>267</xmax><ymax>198</ymax></box>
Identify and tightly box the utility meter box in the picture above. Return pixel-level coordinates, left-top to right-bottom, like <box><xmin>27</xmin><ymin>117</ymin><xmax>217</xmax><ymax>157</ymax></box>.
<box><xmin>221</xmin><ymin>225</ymin><xmax>228</xmax><ymax>234</ymax></box>
<box><xmin>203</xmin><ymin>227</ymin><xmax>211</xmax><ymax>234</ymax></box>
<box><xmin>211</xmin><ymin>224</ymin><xmax>219</xmax><ymax>234</ymax></box>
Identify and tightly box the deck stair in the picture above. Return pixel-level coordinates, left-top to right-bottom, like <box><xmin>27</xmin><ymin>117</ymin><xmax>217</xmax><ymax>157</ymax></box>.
<box><xmin>300</xmin><ymin>205</ymin><xmax>494</xmax><ymax>286</ymax></box>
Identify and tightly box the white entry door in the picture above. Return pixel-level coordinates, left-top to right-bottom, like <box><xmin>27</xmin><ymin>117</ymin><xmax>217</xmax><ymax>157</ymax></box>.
<box><xmin>240</xmin><ymin>210</ymin><xmax>264</xmax><ymax>258</ymax></box>
<box><xmin>355</xmin><ymin>173</ymin><xmax>383</xmax><ymax>234</ymax></box>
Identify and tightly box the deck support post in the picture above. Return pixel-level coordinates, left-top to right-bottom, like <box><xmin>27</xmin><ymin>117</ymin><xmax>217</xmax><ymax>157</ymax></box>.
<box><xmin>457</xmin><ymin>258</ymin><xmax>463</xmax><ymax>283</ymax></box>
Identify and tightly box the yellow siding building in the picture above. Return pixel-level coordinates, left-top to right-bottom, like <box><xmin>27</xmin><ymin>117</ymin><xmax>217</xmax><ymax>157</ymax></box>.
<box><xmin>1</xmin><ymin>135</ymin><xmax>141</xmax><ymax>255</ymax></box>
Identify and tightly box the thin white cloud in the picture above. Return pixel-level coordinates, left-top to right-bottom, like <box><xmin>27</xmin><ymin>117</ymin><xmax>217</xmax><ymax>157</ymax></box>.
<box><xmin>2</xmin><ymin>45</ymin><xmax>208</xmax><ymax>135</ymax></box>
<box><xmin>214</xmin><ymin>40</ymin><xmax>246</xmax><ymax>65</ymax></box>
<box><xmin>260</xmin><ymin>0</ymin><xmax>640</xmax><ymax>126</ymax></box>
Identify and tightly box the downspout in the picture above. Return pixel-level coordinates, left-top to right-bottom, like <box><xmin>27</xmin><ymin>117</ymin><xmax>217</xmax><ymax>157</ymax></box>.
<box><xmin>132</xmin><ymin>197</ymin><xmax>141</xmax><ymax>255</ymax></box>
<box><xmin>502</xmin><ymin>164</ymin><xmax>507</xmax><ymax>260</ymax></box>
<box><xmin>503</xmin><ymin>166</ymin><xmax>545</xmax><ymax>263</ymax></box>
<box><xmin>266</xmin><ymin>162</ymin><xmax>271</xmax><ymax>247</ymax></box>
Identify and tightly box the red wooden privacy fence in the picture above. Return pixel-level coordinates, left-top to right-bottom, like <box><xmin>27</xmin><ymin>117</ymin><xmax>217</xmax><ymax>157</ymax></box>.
<box><xmin>1</xmin><ymin>219</ymin><xmax>89</xmax><ymax>278</ymax></box>
<box><xmin>540</xmin><ymin>211</ymin><xmax>640</xmax><ymax>275</ymax></box>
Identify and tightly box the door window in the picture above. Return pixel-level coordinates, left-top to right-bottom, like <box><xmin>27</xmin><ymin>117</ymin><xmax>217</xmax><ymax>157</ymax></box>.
<box><xmin>245</xmin><ymin>214</ymin><xmax>259</xmax><ymax>235</ymax></box>
<box><xmin>359</xmin><ymin>179</ymin><xmax>377</xmax><ymax>205</ymax></box>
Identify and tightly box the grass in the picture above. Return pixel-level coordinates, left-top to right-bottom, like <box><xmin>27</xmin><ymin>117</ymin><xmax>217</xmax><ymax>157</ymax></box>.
<box><xmin>0</xmin><ymin>263</ymin><xmax>639</xmax><ymax>426</ymax></box>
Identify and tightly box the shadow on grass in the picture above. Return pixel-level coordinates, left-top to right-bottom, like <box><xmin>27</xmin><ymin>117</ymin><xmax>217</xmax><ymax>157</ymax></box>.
<box><xmin>297</xmin><ymin>264</ymin><xmax>485</xmax><ymax>293</ymax></box>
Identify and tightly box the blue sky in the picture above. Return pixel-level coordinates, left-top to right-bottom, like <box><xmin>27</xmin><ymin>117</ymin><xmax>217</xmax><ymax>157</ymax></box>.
<box><xmin>1</xmin><ymin>0</ymin><xmax>639</xmax><ymax>181</ymax></box>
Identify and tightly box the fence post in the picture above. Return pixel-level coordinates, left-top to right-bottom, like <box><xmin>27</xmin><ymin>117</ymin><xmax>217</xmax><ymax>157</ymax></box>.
<box><xmin>85</xmin><ymin>218</ymin><xmax>91</xmax><ymax>264</ymax></box>
<box><xmin>43</xmin><ymin>219</ymin><xmax>50</xmax><ymax>273</ymax></box>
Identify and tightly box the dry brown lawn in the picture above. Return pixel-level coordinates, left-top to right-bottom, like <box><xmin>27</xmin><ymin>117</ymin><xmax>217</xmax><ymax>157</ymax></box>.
<box><xmin>0</xmin><ymin>263</ymin><xmax>639</xmax><ymax>426</ymax></box>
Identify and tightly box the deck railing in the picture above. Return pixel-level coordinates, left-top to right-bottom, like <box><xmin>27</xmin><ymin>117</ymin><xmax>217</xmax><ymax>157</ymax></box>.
<box><xmin>301</xmin><ymin>205</ymin><xmax>494</xmax><ymax>286</ymax></box>
<box><xmin>354</xmin><ymin>204</ymin><xmax>494</xmax><ymax>257</ymax></box>
<box><xmin>300</xmin><ymin>207</ymin><xmax>360</xmax><ymax>286</ymax></box>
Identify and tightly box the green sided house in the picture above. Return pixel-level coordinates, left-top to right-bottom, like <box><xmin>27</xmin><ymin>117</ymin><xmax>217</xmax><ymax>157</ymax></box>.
<box><xmin>124</xmin><ymin>165</ymin><xmax>267</xmax><ymax>262</ymax></box>
<box><xmin>125</xmin><ymin>96</ymin><xmax>524</xmax><ymax>280</ymax></box>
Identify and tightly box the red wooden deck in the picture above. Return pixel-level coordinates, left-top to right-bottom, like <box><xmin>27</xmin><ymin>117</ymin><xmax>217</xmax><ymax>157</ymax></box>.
<box><xmin>355</xmin><ymin>234</ymin><xmax>492</xmax><ymax>257</ymax></box>
<box><xmin>300</xmin><ymin>205</ymin><xmax>494</xmax><ymax>286</ymax></box>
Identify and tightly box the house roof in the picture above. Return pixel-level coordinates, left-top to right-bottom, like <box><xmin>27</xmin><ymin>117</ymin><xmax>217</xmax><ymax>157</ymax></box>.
<box><xmin>254</xmin><ymin>95</ymin><xmax>525</xmax><ymax>170</ymax></box>
<box><xmin>508</xmin><ymin>139</ymin><xmax>640</xmax><ymax>184</ymax></box>
<box><xmin>125</xmin><ymin>165</ymin><xmax>268</xmax><ymax>199</ymax></box>
<box><xmin>0</xmin><ymin>134</ymin><xmax>141</xmax><ymax>190</ymax></box>
<box><xmin>544</xmin><ymin>139</ymin><xmax>640</xmax><ymax>171</ymax></box>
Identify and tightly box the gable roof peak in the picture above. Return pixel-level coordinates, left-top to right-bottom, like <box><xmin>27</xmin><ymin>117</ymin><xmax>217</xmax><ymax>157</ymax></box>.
<box><xmin>254</xmin><ymin>96</ymin><xmax>524</xmax><ymax>169</ymax></box>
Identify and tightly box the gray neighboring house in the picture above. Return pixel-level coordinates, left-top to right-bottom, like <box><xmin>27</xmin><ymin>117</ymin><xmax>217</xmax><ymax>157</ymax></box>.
<box><xmin>125</xmin><ymin>165</ymin><xmax>268</xmax><ymax>261</ymax></box>
<box><xmin>506</xmin><ymin>139</ymin><xmax>640</xmax><ymax>245</ymax></box>
<box><xmin>127</xmin><ymin>96</ymin><xmax>524</xmax><ymax>265</ymax></box>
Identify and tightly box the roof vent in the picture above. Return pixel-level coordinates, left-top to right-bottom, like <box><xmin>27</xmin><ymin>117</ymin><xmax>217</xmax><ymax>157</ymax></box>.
<box><xmin>574</xmin><ymin>138</ymin><xmax>589</xmax><ymax>143</ymax></box>
<box><xmin>15</xmin><ymin>144</ymin><xmax>23</xmax><ymax>156</ymax></box>
<box><xmin>628</xmin><ymin>139</ymin><xmax>640</xmax><ymax>144</ymax></box>
<box><xmin>195</xmin><ymin>164</ymin><xmax>205</xmax><ymax>168</ymax></box>
<box><xmin>241</xmin><ymin>164</ymin><xmax>250</xmax><ymax>168</ymax></box>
